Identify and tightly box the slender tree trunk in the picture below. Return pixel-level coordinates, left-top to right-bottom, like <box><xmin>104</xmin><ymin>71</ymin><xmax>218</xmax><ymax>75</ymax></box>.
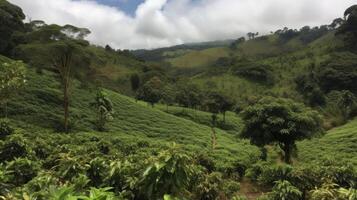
<box><xmin>63</xmin><ymin>83</ymin><xmax>69</xmax><ymax>133</ymax></box>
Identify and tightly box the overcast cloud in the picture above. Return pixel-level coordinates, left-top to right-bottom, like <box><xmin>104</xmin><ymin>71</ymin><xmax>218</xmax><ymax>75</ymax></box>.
<box><xmin>8</xmin><ymin>0</ymin><xmax>355</xmax><ymax>49</ymax></box>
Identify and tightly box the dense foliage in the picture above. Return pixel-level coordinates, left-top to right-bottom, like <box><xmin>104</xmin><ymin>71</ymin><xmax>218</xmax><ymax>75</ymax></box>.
<box><xmin>241</xmin><ymin>97</ymin><xmax>322</xmax><ymax>163</ymax></box>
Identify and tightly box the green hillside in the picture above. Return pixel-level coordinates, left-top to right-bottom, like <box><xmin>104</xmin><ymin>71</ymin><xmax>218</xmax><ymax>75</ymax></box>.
<box><xmin>298</xmin><ymin>118</ymin><xmax>357</xmax><ymax>165</ymax></box>
<box><xmin>166</xmin><ymin>47</ymin><xmax>230</xmax><ymax>68</ymax></box>
<box><xmin>7</xmin><ymin>66</ymin><xmax>259</xmax><ymax>169</ymax></box>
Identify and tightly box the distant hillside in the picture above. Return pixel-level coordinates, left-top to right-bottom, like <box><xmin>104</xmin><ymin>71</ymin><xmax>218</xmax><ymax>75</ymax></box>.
<box><xmin>132</xmin><ymin>39</ymin><xmax>233</xmax><ymax>61</ymax></box>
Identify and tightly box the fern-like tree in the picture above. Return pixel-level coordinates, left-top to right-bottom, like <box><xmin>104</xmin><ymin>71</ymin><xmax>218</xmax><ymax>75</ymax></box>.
<box><xmin>91</xmin><ymin>88</ymin><xmax>114</xmax><ymax>131</ymax></box>
<box><xmin>0</xmin><ymin>60</ymin><xmax>26</xmax><ymax>118</ymax></box>
<box><xmin>241</xmin><ymin>97</ymin><xmax>322</xmax><ymax>163</ymax></box>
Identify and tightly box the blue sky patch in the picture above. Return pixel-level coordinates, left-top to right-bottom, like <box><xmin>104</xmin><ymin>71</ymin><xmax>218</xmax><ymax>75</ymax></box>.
<box><xmin>95</xmin><ymin>0</ymin><xmax>144</xmax><ymax>15</ymax></box>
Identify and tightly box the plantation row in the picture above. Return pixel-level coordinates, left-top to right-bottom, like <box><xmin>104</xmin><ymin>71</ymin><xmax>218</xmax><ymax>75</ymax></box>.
<box><xmin>0</xmin><ymin>123</ymin><xmax>356</xmax><ymax>200</ymax></box>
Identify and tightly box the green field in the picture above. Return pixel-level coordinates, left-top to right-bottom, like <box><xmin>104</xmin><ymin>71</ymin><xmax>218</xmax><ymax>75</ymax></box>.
<box><xmin>298</xmin><ymin>118</ymin><xmax>357</xmax><ymax>166</ymax></box>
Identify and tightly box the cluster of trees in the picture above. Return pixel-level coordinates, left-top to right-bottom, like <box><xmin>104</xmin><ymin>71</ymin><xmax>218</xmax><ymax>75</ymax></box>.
<box><xmin>247</xmin><ymin>32</ymin><xmax>259</xmax><ymax>40</ymax></box>
<box><xmin>230</xmin><ymin>37</ymin><xmax>245</xmax><ymax>50</ymax></box>
<box><xmin>337</xmin><ymin>5</ymin><xmax>357</xmax><ymax>50</ymax></box>
<box><xmin>134</xmin><ymin>76</ymin><xmax>235</xmax><ymax>123</ymax></box>
<box><xmin>0</xmin><ymin>0</ymin><xmax>25</xmax><ymax>56</ymax></box>
<box><xmin>295</xmin><ymin>51</ymin><xmax>357</xmax><ymax>125</ymax></box>
<box><xmin>231</xmin><ymin>60</ymin><xmax>275</xmax><ymax>85</ymax></box>
<box><xmin>273</xmin><ymin>25</ymin><xmax>330</xmax><ymax>44</ymax></box>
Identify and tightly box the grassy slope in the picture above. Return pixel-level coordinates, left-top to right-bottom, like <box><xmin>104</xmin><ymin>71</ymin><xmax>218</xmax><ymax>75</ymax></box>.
<box><xmin>189</xmin><ymin>32</ymin><xmax>343</xmax><ymax>103</ymax></box>
<box><xmin>5</xmin><ymin>63</ymin><xmax>259</xmax><ymax>169</ymax></box>
<box><xmin>155</xmin><ymin>104</ymin><xmax>243</xmax><ymax>134</ymax></box>
<box><xmin>166</xmin><ymin>47</ymin><xmax>230</xmax><ymax>68</ymax></box>
<box><xmin>298</xmin><ymin>118</ymin><xmax>357</xmax><ymax>166</ymax></box>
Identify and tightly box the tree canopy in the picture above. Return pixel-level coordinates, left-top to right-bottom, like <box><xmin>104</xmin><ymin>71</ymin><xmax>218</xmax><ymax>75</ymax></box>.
<box><xmin>241</xmin><ymin>97</ymin><xmax>322</xmax><ymax>163</ymax></box>
<box><xmin>0</xmin><ymin>0</ymin><xmax>25</xmax><ymax>55</ymax></box>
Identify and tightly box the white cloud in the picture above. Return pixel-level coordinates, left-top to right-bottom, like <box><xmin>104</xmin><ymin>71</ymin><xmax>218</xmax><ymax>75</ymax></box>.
<box><xmin>8</xmin><ymin>0</ymin><xmax>355</xmax><ymax>49</ymax></box>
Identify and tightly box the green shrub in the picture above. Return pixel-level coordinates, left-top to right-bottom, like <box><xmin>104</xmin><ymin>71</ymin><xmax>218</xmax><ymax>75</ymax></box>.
<box><xmin>227</xmin><ymin>160</ymin><xmax>248</xmax><ymax>180</ymax></box>
<box><xmin>33</xmin><ymin>138</ymin><xmax>52</xmax><ymax>160</ymax></box>
<box><xmin>54</xmin><ymin>153</ymin><xmax>87</xmax><ymax>181</ymax></box>
<box><xmin>81</xmin><ymin>187</ymin><xmax>119</xmax><ymax>200</ymax></box>
<box><xmin>6</xmin><ymin>158</ymin><xmax>39</xmax><ymax>186</ymax></box>
<box><xmin>195</xmin><ymin>153</ymin><xmax>215</xmax><ymax>173</ymax></box>
<box><xmin>0</xmin><ymin>134</ymin><xmax>30</xmax><ymax>162</ymax></box>
<box><xmin>0</xmin><ymin>119</ymin><xmax>14</xmax><ymax>139</ymax></box>
<box><xmin>258</xmin><ymin>164</ymin><xmax>293</xmax><ymax>186</ymax></box>
<box><xmin>138</xmin><ymin>146</ymin><xmax>194</xmax><ymax>199</ymax></box>
<box><xmin>245</xmin><ymin>161</ymin><xmax>269</xmax><ymax>182</ymax></box>
<box><xmin>222</xmin><ymin>180</ymin><xmax>240</xmax><ymax>198</ymax></box>
<box><xmin>24</xmin><ymin>172</ymin><xmax>60</xmax><ymax>198</ymax></box>
<box><xmin>0</xmin><ymin>164</ymin><xmax>11</xmax><ymax>194</ymax></box>
<box><xmin>269</xmin><ymin>180</ymin><xmax>302</xmax><ymax>200</ymax></box>
<box><xmin>106</xmin><ymin>160</ymin><xmax>135</xmax><ymax>194</ymax></box>
<box><xmin>87</xmin><ymin>157</ymin><xmax>108</xmax><ymax>187</ymax></box>
<box><xmin>194</xmin><ymin>172</ymin><xmax>224</xmax><ymax>200</ymax></box>
<box><xmin>72</xmin><ymin>174</ymin><xmax>90</xmax><ymax>192</ymax></box>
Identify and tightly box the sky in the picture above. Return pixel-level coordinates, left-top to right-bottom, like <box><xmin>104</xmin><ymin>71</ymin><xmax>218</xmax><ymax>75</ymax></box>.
<box><xmin>8</xmin><ymin>0</ymin><xmax>356</xmax><ymax>50</ymax></box>
<box><xmin>93</xmin><ymin>0</ymin><xmax>144</xmax><ymax>16</ymax></box>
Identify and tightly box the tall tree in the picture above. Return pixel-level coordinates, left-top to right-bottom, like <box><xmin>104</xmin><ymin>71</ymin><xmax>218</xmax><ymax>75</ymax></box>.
<box><xmin>330</xmin><ymin>18</ymin><xmax>345</xmax><ymax>29</ymax></box>
<box><xmin>52</xmin><ymin>42</ymin><xmax>73</xmax><ymax>132</ymax></box>
<box><xmin>204</xmin><ymin>92</ymin><xmax>234</xmax><ymax>124</ymax></box>
<box><xmin>337</xmin><ymin>5</ymin><xmax>357</xmax><ymax>49</ymax></box>
<box><xmin>0</xmin><ymin>60</ymin><xmax>26</xmax><ymax>118</ymax></box>
<box><xmin>136</xmin><ymin>76</ymin><xmax>162</xmax><ymax>107</ymax></box>
<box><xmin>51</xmin><ymin>40</ymin><xmax>90</xmax><ymax>132</ymax></box>
<box><xmin>241</xmin><ymin>97</ymin><xmax>322</xmax><ymax>163</ymax></box>
<box><xmin>161</xmin><ymin>84</ymin><xmax>176</xmax><ymax>112</ymax></box>
<box><xmin>175</xmin><ymin>83</ymin><xmax>201</xmax><ymax>110</ymax></box>
<box><xmin>247</xmin><ymin>32</ymin><xmax>253</xmax><ymax>40</ymax></box>
<box><xmin>220</xmin><ymin>96</ymin><xmax>234</xmax><ymax>123</ymax></box>
<box><xmin>130</xmin><ymin>73</ymin><xmax>140</xmax><ymax>92</ymax></box>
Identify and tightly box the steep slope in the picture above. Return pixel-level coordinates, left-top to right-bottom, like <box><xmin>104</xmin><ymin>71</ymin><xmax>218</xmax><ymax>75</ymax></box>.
<box><xmin>298</xmin><ymin>118</ymin><xmax>357</xmax><ymax>166</ymax></box>
<box><xmin>188</xmin><ymin>32</ymin><xmax>345</xmax><ymax>103</ymax></box>
<box><xmin>5</xmin><ymin>62</ymin><xmax>259</xmax><ymax>168</ymax></box>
